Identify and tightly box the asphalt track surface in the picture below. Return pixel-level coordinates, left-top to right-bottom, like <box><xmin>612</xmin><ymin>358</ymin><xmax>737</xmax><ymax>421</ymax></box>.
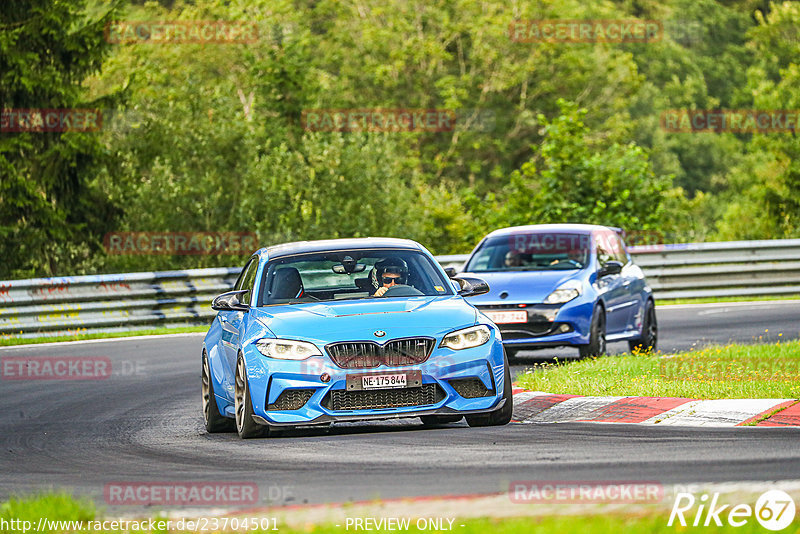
<box><xmin>1</xmin><ymin>301</ymin><xmax>799</xmax><ymax>510</ymax></box>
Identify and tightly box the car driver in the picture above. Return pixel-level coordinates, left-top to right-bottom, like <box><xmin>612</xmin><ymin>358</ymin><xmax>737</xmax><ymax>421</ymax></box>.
<box><xmin>372</xmin><ymin>258</ymin><xmax>409</xmax><ymax>297</ymax></box>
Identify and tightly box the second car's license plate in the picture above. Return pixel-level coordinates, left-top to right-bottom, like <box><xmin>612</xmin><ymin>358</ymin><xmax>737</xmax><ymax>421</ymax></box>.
<box><xmin>485</xmin><ymin>310</ymin><xmax>528</xmax><ymax>324</ymax></box>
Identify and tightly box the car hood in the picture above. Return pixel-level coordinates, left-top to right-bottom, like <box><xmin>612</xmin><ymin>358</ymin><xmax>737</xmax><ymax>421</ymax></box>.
<box><xmin>461</xmin><ymin>270</ymin><xmax>583</xmax><ymax>305</ymax></box>
<box><xmin>251</xmin><ymin>296</ymin><xmax>477</xmax><ymax>343</ymax></box>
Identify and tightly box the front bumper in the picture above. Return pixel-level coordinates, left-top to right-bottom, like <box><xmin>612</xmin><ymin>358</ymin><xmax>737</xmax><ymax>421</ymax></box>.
<box><xmin>240</xmin><ymin>337</ymin><xmax>506</xmax><ymax>426</ymax></box>
<box><xmin>477</xmin><ymin>300</ymin><xmax>594</xmax><ymax>349</ymax></box>
<box><xmin>252</xmin><ymin>400</ymin><xmax>507</xmax><ymax>427</ymax></box>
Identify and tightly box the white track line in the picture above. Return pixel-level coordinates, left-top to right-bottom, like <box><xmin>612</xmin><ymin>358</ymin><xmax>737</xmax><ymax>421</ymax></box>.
<box><xmin>643</xmin><ymin>398</ymin><xmax>792</xmax><ymax>427</ymax></box>
<box><xmin>0</xmin><ymin>332</ymin><xmax>206</xmax><ymax>351</ymax></box>
<box><xmin>658</xmin><ymin>300</ymin><xmax>800</xmax><ymax>310</ymax></box>
<box><xmin>519</xmin><ymin>395</ymin><xmax>626</xmax><ymax>424</ymax></box>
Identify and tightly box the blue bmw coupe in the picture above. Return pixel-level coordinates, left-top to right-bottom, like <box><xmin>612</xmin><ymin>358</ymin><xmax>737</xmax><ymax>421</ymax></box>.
<box><xmin>202</xmin><ymin>238</ymin><xmax>512</xmax><ymax>438</ymax></box>
<box><xmin>460</xmin><ymin>224</ymin><xmax>657</xmax><ymax>360</ymax></box>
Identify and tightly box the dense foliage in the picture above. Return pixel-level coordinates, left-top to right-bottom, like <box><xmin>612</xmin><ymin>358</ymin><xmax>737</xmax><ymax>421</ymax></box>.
<box><xmin>2</xmin><ymin>0</ymin><xmax>799</xmax><ymax>277</ymax></box>
<box><xmin>0</xmin><ymin>0</ymin><xmax>122</xmax><ymax>277</ymax></box>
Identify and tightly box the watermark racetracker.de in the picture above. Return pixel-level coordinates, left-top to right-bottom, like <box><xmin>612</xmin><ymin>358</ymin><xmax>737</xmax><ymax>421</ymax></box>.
<box><xmin>0</xmin><ymin>109</ymin><xmax>102</xmax><ymax>132</ymax></box>
<box><xmin>105</xmin><ymin>21</ymin><xmax>258</xmax><ymax>44</ymax></box>
<box><xmin>660</xmin><ymin>356</ymin><xmax>800</xmax><ymax>382</ymax></box>
<box><xmin>509</xmin><ymin>19</ymin><xmax>663</xmax><ymax>43</ymax></box>
<box><xmin>104</xmin><ymin>481</ymin><xmax>259</xmax><ymax>506</ymax></box>
<box><xmin>103</xmin><ymin>232</ymin><xmax>257</xmax><ymax>255</ymax></box>
<box><xmin>301</xmin><ymin>108</ymin><xmax>496</xmax><ymax>133</ymax></box>
<box><xmin>0</xmin><ymin>356</ymin><xmax>145</xmax><ymax>380</ymax></box>
<box><xmin>622</xmin><ymin>229</ymin><xmax>665</xmax><ymax>248</ymax></box>
<box><xmin>509</xmin><ymin>480</ymin><xmax>664</xmax><ymax>503</ymax></box>
<box><xmin>0</xmin><ymin>517</ymin><xmax>279</xmax><ymax>533</ymax></box>
<box><xmin>661</xmin><ymin>109</ymin><xmax>800</xmax><ymax>133</ymax></box>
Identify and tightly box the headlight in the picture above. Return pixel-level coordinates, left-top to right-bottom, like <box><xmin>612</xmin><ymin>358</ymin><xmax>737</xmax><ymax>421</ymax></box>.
<box><xmin>440</xmin><ymin>325</ymin><xmax>491</xmax><ymax>350</ymax></box>
<box><xmin>544</xmin><ymin>280</ymin><xmax>582</xmax><ymax>304</ymax></box>
<box><xmin>255</xmin><ymin>339</ymin><xmax>321</xmax><ymax>360</ymax></box>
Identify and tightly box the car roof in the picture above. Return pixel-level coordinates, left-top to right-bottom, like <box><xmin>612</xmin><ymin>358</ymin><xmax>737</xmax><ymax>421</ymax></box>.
<box><xmin>482</xmin><ymin>223</ymin><xmax>620</xmax><ymax>239</ymax></box>
<box><xmin>255</xmin><ymin>237</ymin><xmax>424</xmax><ymax>259</ymax></box>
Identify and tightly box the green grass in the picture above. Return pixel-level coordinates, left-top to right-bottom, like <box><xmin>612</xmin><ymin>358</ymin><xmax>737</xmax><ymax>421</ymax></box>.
<box><xmin>740</xmin><ymin>403</ymin><xmax>793</xmax><ymax>426</ymax></box>
<box><xmin>3</xmin><ymin>494</ymin><xmax>795</xmax><ymax>534</ymax></box>
<box><xmin>0</xmin><ymin>326</ymin><xmax>208</xmax><ymax>347</ymax></box>
<box><xmin>0</xmin><ymin>493</ymin><xmax>95</xmax><ymax>532</ymax></box>
<box><xmin>515</xmin><ymin>340</ymin><xmax>800</xmax><ymax>399</ymax></box>
<box><xmin>657</xmin><ymin>294</ymin><xmax>800</xmax><ymax>306</ymax></box>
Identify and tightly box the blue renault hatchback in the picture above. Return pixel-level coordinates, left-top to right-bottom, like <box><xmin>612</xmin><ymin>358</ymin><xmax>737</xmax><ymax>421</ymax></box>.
<box><xmin>459</xmin><ymin>224</ymin><xmax>657</xmax><ymax>359</ymax></box>
<box><xmin>202</xmin><ymin>238</ymin><xmax>512</xmax><ymax>438</ymax></box>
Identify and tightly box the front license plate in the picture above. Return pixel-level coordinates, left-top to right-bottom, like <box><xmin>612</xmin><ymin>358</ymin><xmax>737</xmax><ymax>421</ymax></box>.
<box><xmin>346</xmin><ymin>370</ymin><xmax>422</xmax><ymax>391</ymax></box>
<box><xmin>485</xmin><ymin>310</ymin><xmax>528</xmax><ymax>324</ymax></box>
<box><xmin>363</xmin><ymin>374</ymin><xmax>406</xmax><ymax>389</ymax></box>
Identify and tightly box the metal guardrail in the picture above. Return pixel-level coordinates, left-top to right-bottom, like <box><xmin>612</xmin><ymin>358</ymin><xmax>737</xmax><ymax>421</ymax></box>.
<box><xmin>0</xmin><ymin>268</ymin><xmax>239</xmax><ymax>339</ymax></box>
<box><xmin>628</xmin><ymin>239</ymin><xmax>800</xmax><ymax>299</ymax></box>
<box><xmin>2</xmin><ymin>239</ymin><xmax>799</xmax><ymax>339</ymax></box>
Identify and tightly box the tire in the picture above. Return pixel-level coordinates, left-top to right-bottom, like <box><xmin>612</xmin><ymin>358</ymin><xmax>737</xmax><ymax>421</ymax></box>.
<box><xmin>465</xmin><ymin>352</ymin><xmax>513</xmax><ymax>427</ymax></box>
<box><xmin>202</xmin><ymin>350</ymin><xmax>235</xmax><ymax>433</ymax></box>
<box><xmin>505</xmin><ymin>347</ymin><xmax>520</xmax><ymax>362</ymax></box>
<box><xmin>420</xmin><ymin>415</ymin><xmax>463</xmax><ymax>426</ymax></box>
<box><xmin>235</xmin><ymin>355</ymin><xmax>270</xmax><ymax>439</ymax></box>
<box><xmin>629</xmin><ymin>299</ymin><xmax>657</xmax><ymax>354</ymax></box>
<box><xmin>579</xmin><ymin>304</ymin><xmax>607</xmax><ymax>358</ymax></box>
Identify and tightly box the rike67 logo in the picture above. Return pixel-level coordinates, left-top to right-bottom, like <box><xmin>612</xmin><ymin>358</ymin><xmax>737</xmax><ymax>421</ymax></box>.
<box><xmin>669</xmin><ymin>490</ymin><xmax>796</xmax><ymax>531</ymax></box>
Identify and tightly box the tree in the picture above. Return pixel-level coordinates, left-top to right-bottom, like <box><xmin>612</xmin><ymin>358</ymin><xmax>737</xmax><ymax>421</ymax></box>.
<box><xmin>717</xmin><ymin>2</ymin><xmax>800</xmax><ymax>239</ymax></box>
<box><xmin>0</xmin><ymin>0</ymin><xmax>123</xmax><ymax>278</ymax></box>
<box><xmin>474</xmin><ymin>100</ymin><xmax>672</xmax><ymax>239</ymax></box>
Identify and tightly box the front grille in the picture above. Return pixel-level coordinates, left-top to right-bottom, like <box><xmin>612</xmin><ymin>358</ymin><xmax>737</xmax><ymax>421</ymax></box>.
<box><xmin>499</xmin><ymin>323</ymin><xmax>555</xmax><ymax>338</ymax></box>
<box><xmin>325</xmin><ymin>384</ymin><xmax>442</xmax><ymax>411</ymax></box>
<box><xmin>268</xmin><ymin>388</ymin><xmax>315</xmax><ymax>411</ymax></box>
<box><xmin>449</xmin><ymin>378</ymin><xmax>494</xmax><ymax>398</ymax></box>
<box><xmin>326</xmin><ymin>337</ymin><xmax>434</xmax><ymax>369</ymax></box>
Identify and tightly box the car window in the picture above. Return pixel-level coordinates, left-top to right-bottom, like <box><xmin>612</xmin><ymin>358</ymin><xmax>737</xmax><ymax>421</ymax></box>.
<box><xmin>288</xmin><ymin>257</ymin><xmax>381</xmax><ymax>291</ymax></box>
<box><xmin>233</xmin><ymin>258</ymin><xmax>253</xmax><ymax>291</ymax></box>
<box><xmin>595</xmin><ymin>232</ymin><xmax>613</xmax><ymax>267</ymax></box>
<box><xmin>258</xmin><ymin>249</ymin><xmax>452</xmax><ymax>306</ymax></box>
<box><xmin>612</xmin><ymin>233</ymin><xmax>630</xmax><ymax>264</ymax></box>
<box><xmin>237</xmin><ymin>257</ymin><xmax>259</xmax><ymax>305</ymax></box>
<box><xmin>465</xmin><ymin>232</ymin><xmax>591</xmax><ymax>272</ymax></box>
<box><xmin>594</xmin><ymin>231</ymin><xmax>628</xmax><ymax>267</ymax></box>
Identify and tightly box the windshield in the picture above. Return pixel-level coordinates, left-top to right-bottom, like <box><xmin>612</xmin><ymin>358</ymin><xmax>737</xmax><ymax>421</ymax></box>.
<box><xmin>257</xmin><ymin>249</ymin><xmax>453</xmax><ymax>306</ymax></box>
<box><xmin>465</xmin><ymin>232</ymin><xmax>591</xmax><ymax>272</ymax></box>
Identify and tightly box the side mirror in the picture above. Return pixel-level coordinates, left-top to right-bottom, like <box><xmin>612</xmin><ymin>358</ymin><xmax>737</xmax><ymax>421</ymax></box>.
<box><xmin>211</xmin><ymin>289</ymin><xmax>250</xmax><ymax>311</ymax></box>
<box><xmin>452</xmin><ymin>276</ymin><xmax>490</xmax><ymax>298</ymax></box>
<box><xmin>444</xmin><ymin>267</ymin><xmax>457</xmax><ymax>278</ymax></box>
<box><xmin>598</xmin><ymin>261</ymin><xmax>623</xmax><ymax>277</ymax></box>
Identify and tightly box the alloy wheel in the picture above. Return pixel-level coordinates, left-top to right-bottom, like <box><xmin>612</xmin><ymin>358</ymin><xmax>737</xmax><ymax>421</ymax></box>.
<box><xmin>598</xmin><ymin>311</ymin><xmax>607</xmax><ymax>355</ymax></box>
<box><xmin>235</xmin><ymin>357</ymin><xmax>246</xmax><ymax>433</ymax></box>
<box><xmin>202</xmin><ymin>354</ymin><xmax>211</xmax><ymax>425</ymax></box>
